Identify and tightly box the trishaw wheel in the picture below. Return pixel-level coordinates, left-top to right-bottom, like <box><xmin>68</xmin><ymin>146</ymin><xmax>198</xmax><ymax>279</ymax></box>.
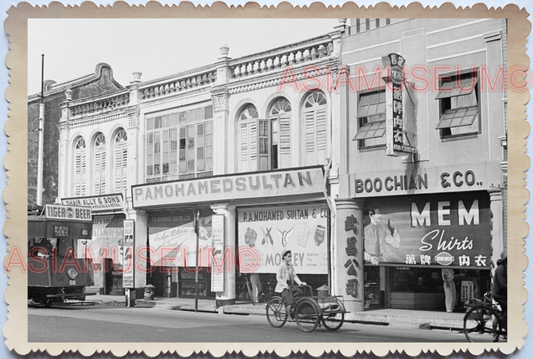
<box><xmin>295</xmin><ymin>300</ymin><xmax>320</xmax><ymax>332</ymax></box>
<box><xmin>463</xmin><ymin>306</ymin><xmax>500</xmax><ymax>342</ymax></box>
<box><xmin>322</xmin><ymin>312</ymin><xmax>344</xmax><ymax>331</ymax></box>
<box><xmin>266</xmin><ymin>297</ymin><xmax>287</xmax><ymax>328</ymax></box>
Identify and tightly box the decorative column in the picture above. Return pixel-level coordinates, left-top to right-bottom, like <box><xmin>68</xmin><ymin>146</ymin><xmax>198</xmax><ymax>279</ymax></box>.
<box><xmin>57</xmin><ymin>89</ymin><xmax>72</xmax><ymax>201</ymax></box>
<box><xmin>211</xmin><ymin>203</ymin><xmax>236</xmax><ymax>307</ymax></box>
<box><xmin>131</xmin><ymin>209</ymin><xmax>148</xmax><ymax>300</ymax></box>
<box><xmin>488</xmin><ymin>187</ymin><xmax>504</xmax><ymax>272</ymax></box>
<box><xmin>334</xmin><ymin>198</ymin><xmax>365</xmax><ymax>316</ymax></box>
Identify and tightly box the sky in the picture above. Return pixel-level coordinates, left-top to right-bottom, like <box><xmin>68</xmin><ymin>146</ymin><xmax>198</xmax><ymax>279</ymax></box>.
<box><xmin>2</xmin><ymin>1</ymin><xmax>532</xmax><ymax>359</ymax></box>
<box><xmin>28</xmin><ymin>18</ymin><xmax>340</xmax><ymax>95</ymax></box>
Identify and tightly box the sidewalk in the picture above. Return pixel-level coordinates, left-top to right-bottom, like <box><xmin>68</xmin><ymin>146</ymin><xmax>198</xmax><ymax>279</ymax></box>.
<box><xmin>86</xmin><ymin>294</ymin><xmax>465</xmax><ymax>330</ymax></box>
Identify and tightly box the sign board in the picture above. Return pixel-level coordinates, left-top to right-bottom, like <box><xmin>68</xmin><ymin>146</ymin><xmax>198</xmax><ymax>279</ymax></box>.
<box><xmin>44</xmin><ymin>204</ymin><xmax>92</xmax><ymax>222</ymax></box>
<box><xmin>237</xmin><ymin>203</ymin><xmax>329</xmax><ymax>274</ymax></box>
<box><xmin>362</xmin><ymin>192</ymin><xmax>491</xmax><ymax>269</ymax></box>
<box><xmin>62</xmin><ymin>194</ymin><xmax>124</xmax><ymax>212</ymax></box>
<box><xmin>122</xmin><ymin>219</ymin><xmax>135</xmax><ymax>288</ymax></box>
<box><xmin>210</xmin><ymin>215</ymin><xmax>225</xmax><ymax>292</ymax></box>
<box><xmin>132</xmin><ymin>166</ymin><xmax>324</xmax><ymax>208</ymax></box>
<box><xmin>382</xmin><ymin>53</ymin><xmax>418</xmax><ymax>157</ymax></box>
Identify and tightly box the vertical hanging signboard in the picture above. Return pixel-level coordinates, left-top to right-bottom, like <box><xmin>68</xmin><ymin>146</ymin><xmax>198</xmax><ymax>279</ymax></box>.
<box><xmin>383</xmin><ymin>53</ymin><xmax>417</xmax><ymax>157</ymax></box>
<box><xmin>122</xmin><ymin>219</ymin><xmax>135</xmax><ymax>288</ymax></box>
<box><xmin>210</xmin><ymin>215</ymin><xmax>225</xmax><ymax>292</ymax></box>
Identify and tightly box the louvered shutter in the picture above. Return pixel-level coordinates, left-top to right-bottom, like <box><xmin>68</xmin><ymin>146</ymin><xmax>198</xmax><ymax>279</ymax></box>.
<box><xmin>304</xmin><ymin>111</ymin><xmax>317</xmax><ymax>165</ymax></box>
<box><xmin>315</xmin><ymin>108</ymin><xmax>327</xmax><ymax>164</ymax></box>
<box><xmin>94</xmin><ymin>150</ymin><xmax>101</xmax><ymax>194</ymax></box>
<box><xmin>278</xmin><ymin>114</ymin><xmax>291</xmax><ymax>168</ymax></box>
<box><xmin>240</xmin><ymin>120</ymin><xmax>258</xmax><ymax>172</ymax></box>
<box><xmin>75</xmin><ymin>149</ymin><xmax>86</xmax><ymax>196</ymax></box>
<box><xmin>114</xmin><ymin>142</ymin><xmax>127</xmax><ymax>193</ymax></box>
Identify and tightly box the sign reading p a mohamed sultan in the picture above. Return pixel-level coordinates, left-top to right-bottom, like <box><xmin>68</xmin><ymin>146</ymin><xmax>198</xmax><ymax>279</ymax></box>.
<box><xmin>132</xmin><ymin>167</ymin><xmax>325</xmax><ymax>208</ymax></box>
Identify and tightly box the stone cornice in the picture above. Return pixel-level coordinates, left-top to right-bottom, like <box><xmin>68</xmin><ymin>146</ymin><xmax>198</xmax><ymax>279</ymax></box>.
<box><xmin>68</xmin><ymin>107</ymin><xmax>135</xmax><ymax>129</ymax></box>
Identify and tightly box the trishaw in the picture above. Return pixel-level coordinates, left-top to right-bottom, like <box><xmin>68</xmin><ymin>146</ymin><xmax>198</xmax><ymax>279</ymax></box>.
<box><xmin>266</xmin><ymin>285</ymin><xmax>347</xmax><ymax>332</ymax></box>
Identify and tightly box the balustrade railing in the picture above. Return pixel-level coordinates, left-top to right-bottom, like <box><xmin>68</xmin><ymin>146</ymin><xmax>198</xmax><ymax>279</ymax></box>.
<box><xmin>141</xmin><ymin>69</ymin><xmax>217</xmax><ymax>100</ymax></box>
<box><xmin>70</xmin><ymin>91</ymin><xmax>130</xmax><ymax>117</ymax></box>
<box><xmin>229</xmin><ymin>37</ymin><xmax>334</xmax><ymax>79</ymax></box>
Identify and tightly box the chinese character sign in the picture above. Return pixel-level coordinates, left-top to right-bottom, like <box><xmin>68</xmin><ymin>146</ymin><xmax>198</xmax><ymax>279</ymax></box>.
<box><xmin>363</xmin><ymin>192</ymin><xmax>491</xmax><ymax>269</ymax></box>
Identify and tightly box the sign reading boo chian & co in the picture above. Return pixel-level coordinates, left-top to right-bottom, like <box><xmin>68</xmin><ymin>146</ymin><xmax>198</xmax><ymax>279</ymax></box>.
<box><xmin>131</xmin><ymin>166</ymin><xmax>325</xmax><ymax>208</ymax></box>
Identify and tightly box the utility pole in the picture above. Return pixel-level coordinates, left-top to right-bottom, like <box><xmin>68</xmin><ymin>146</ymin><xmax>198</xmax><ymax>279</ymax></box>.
<box><xmin>194</xmin><ymin>210</ymin><xmax>200</xmax><ymax>312</ymax></box>
<box><xmin>36</xmin><ymin>54</ymin><xmax>45</xmax><ymax>207</ymax></box>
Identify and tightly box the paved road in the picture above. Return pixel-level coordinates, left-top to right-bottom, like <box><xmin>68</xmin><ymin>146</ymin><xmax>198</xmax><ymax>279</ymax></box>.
<box><xmin>28</xmin><ymin>305</ymin><xmax>467</xmax><ymax>343</ymax></box>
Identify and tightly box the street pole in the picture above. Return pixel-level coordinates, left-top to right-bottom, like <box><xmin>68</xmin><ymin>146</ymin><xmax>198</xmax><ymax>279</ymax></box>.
<box><xmin>36</xmin><ymin>54</ymin><xmax>45</xmax><ymax>207</ymax></box>
<box><xmin>194</xmin><ymin>210</ymin><xmax>199</xmax><ymax>313</ymax></box>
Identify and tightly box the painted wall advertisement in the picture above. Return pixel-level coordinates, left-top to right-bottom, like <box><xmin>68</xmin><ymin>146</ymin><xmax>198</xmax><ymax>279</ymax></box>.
<box><xmin>362</xmin><ymin>192</ymin><xmax>491</xmax><ymax>269</ymax></box>
<box><xmin>238</xmin><ymin>203</ymin><xmax>328</xmax><ymax>274</ymax></box>
<box><xmin>148</xmin><ymin>214</ymin><xmax>213</xmax><ymax>267</ymax></box>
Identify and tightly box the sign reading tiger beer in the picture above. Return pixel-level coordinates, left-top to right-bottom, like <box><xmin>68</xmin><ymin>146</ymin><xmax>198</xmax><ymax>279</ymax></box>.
<box><xmin>237</xmin><ymin>203</ymin><xmax>328</xmax><ymax>274</ymax></box>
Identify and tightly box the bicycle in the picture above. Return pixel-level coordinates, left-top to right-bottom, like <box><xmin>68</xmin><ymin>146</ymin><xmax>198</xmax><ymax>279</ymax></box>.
<box><xmin>265</xmin><ymin>285</ymin><xmax>346</xmax><ymax>332</ymax></box>
<box><xmin>463</xmin><ymin>292</ymin><xmax>507</xmax><ymax>342</ymax></box>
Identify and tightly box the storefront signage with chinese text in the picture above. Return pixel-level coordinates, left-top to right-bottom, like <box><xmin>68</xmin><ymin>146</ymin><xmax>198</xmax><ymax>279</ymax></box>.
<box><xmin>362</xmin><ymin>192</ymin><xmax>491</xmax><ymax>269</ymax></box>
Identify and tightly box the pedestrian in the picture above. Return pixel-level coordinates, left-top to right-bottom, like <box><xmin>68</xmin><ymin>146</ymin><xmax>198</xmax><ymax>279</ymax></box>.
<box><xmin>492</xmin><ymin>253</ymin><xmax>507</xmax><ymax>330</ymax></box>
<box><xmin>275</xmin><ymin>249</ymin><xmax>306</xmax><ymax>318</ymax></box>
<box><xmin>250</xmin><ymin>272</ymin><xmax>262</xmax><ymax>303</ymax></box>
<box><xmin>442</xmin><ymin>268</ymin><xmax>456</xmax><ymax>313</ymax></box>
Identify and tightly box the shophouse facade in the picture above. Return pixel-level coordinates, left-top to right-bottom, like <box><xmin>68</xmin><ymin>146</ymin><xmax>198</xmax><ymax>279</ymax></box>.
<box><xmin>45</xmin><ymin>18</ymin><xmax>507</xmax><ymax>317</ymax></box>
<box><xmin>334</xmin><ymin>18</ymin><xmax>507</xmax><ymax>314</ymax></box>
<box><xmin>53</xmin><ymin>25</ymin><xmax>348</xmax><ymax>305</ymax></box>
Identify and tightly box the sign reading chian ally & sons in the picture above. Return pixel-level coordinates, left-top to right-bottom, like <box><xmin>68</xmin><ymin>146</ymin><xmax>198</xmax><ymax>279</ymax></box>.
<box><xmin>62</xmin><ymin>193</ymin><xmax>124</xmax><ymax>212</ymax></box>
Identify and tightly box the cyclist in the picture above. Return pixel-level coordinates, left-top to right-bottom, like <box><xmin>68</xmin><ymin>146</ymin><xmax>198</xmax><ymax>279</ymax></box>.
<box><xmin>492</xmin><ymin>253</ymin><xmax>507</xmax><ymax>330</ymax></box>
<box><xmin>275</xmin><ymin>249</ymin><xmax>306</xmax><ymax>319</ymax></box>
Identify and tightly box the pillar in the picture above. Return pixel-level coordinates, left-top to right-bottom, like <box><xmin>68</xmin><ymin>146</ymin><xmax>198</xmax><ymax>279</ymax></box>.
<box><xmin>333</xmin><ymin>198</ymin><xmax>365</xmax><ymax>315</ymax></box>
<box><xmin>489</xmin><ymin>188</ymin><xmax>504</xmax><ymax>272</ymax></box>
<box><xmin>131</xmin><ymin>209</ymin><xmax>148</xmax><ymax>300</ymax></box>
<box><xmin>211</xmin><ymin>203</ymin><xmax>236</xmax><ymax>306</ymax></box>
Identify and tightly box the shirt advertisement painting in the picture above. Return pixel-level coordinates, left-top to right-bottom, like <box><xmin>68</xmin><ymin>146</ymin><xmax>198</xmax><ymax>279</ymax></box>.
<box><xmin>238</xmin><ymin>203</ymin><xmax>328</xmax><ymax>274</ymax></box>
<box><xmin>363</xmin><ymin>192</ymin><xmax>491</xmax><ymax>269</ymax></box>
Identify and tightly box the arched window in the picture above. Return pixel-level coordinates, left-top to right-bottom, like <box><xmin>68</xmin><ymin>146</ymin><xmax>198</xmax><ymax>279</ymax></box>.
<box><xmin>302</xmin><ymin>92</ymin><xmax>327</xmax><ymax>165</ymax></box>
<box><xmin>268</xmin><ymin>98</ymin><xmax>292</xmax><ymax>169</ymax></box>
<box><xmin>93</xmin><ymin>133</ymin><xmax>106</xmax><ymax>195</ymax></box>
<box><xmin>74</xmin><ymin>137</ymin><xmax>87</xmax><ymax>196</ymax></box>
<box><xmin>113</xmin><ymin>129</ymin><xmax>128</xmax><ymax>193</ymax></box>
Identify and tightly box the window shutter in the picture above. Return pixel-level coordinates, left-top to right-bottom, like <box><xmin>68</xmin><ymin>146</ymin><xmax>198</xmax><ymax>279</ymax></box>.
<box><xmin>315</xmin><ymin>108</ymin><xmax>327</xmax><ymax>164</ymax></box>
<box><xmin>114</xmin><ymin>142</ymin><xmax>127</xmax><ymax>193</ymax></box>
<box><xmin>75</xmin><ymin>149</ymin><xmax>86</xmax><ymax>196</ymax></box>
<box><xmin>94</xmin><ymin>150</ymin><xmax>101</xmax><ymax>194</ymax></box>
<box><xmin>304</xmin><ymin>111</ymin><xmax>316</xmax><ymax>165</ymax></box>
<box><xmin>279</xmin><ymin>113</ymin><xmax>291</xmax><ymax>168</ymax></box>
<box><xmin>240</xmin><ymin>120</ymin><xmax>258</xmax><ymax>172</ymax></box>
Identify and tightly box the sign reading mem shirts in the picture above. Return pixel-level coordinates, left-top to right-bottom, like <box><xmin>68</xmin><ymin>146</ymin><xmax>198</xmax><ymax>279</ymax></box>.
<box><xmin>362</xmin><ymin>191</ymin><xmax>491</xmax><ymax>269</ymax></box>
<box><xmin>238</xmin><ymin>203</ymin><xmax>329</xmax><ymax>274</ymax></box>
